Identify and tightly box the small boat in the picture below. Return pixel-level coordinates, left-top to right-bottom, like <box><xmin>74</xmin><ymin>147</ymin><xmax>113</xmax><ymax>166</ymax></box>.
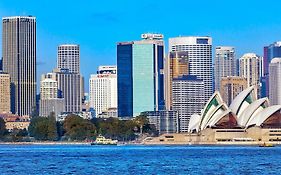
<box><xmin>91</xmin><ymin>135</ymin><xmax>118</xmax><ymax>145</ymax></box>
<box><xmin>259</xmin><ymin>142</ymin><xmax>275</xmax><ymax>147</ymax></box>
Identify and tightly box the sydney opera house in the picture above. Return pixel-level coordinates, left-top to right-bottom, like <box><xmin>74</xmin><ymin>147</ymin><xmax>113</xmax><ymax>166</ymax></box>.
<box><xmin>144</xmin><ymin>86</ymin><xmax>281</xmax><ymax>144</ymax></box>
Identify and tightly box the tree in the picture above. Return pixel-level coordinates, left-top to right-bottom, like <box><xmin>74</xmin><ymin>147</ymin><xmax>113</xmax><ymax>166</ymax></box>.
<box><xmin>28</xmin><ymin>116</ymin><xmax>58</xmax><ymax>141</ymax></box>
<box><xmin>134</xmin><ymin>115</ymin><xmax>149</xmax><ymax>135</ymax></box>
<box><xmin>63</xmin><ymin>114</ymin><xmax>96</xmax><ymax>141</ymax></box>
<box><xmin>0</xmin><ymin>117</ymin><xmax>7</xmax><ymax>138</ymax></box>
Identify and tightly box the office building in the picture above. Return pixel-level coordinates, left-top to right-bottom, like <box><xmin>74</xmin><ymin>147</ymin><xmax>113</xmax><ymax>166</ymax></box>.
<box><xmin>57</xmin><ymin>44</ymin><xmax>80</xmax><ymax>74</ymax></box>
<box><xmin>169</xmin><ymin>36</ymin><xmax>213</xmax><ymax>101</ymax></box>
<box><xmin>165</xmin><ymin>51</ymin><xmax>189</xmax><ymax>110</ymax></box>
<box><xmin>2</xmin><ymin>16</ymin><xmax>36</xmax><ymax>116</ymax></box>
<box><xmin>117</xmin><ymin>33</ymin><xmax>164</xmax><ymax>117</ymax></box>
<box><xmin>172</xmin><ymin>75</ymin><xmax>205</xmax><ymax>132</ymax></box>
<box><xmin>0</xmin><ymin>72</ymin><xmax>10</xmax><ymax>113</ymax></box>
<box><xmin>220</xmin><ymin>76</ymin><xmax>247</xmax><ymax>105</ymax></box>
<box><xmin>269</xmin><ymin>58</ymin><xmax>281</xmax><ymax>105</ymax></box>
<box><xmin>214</xmin><ymin>46</ymin><xmax>236</xmax><ymax>91</ymax></box>
<box><xmin>42</xmin><ymin>69</ymin><xmax>81</xmax><ymax>113</ymax></box>
<box><xmin>262</xmin><ymin>42</ymin><xmax>281</xmax><ymax>97</ymax></box>
<box><xmin>143</xmin><ymin>110</ymin><xmax>179</xmax><ymax>135</ymax></box>
<box><xmin>39</xmin><ymin>77</ymin><xmax>64</xmax><ymax>117</ymax></box>
<box><xmin>239</xmin><ymin>53</ymin><xmax>262</xmax><ymax>95</ymax></box>
<box><xmin>89</xmin><ymin>66</ymin><xmax>117</xmax><ymax>116</ymax></box>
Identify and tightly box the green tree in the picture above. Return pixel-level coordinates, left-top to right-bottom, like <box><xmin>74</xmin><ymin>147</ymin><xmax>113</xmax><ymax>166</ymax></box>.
<box><xmin>0</xmin><ymin>117</ymin><xmax>7</xmax><ymax>138</ymax></box>
<box><xmin>28</xmin><ymin>116</ymin><xmax>58</xmax><ymax>141</ymax></box>
<box><xmin>134</xmin><ymin>115</ymin><xmax>149</xmax><ymax>135</ymax></box>
<box><xmin>63</xmin><ymin>114</ymin><xmax>96</xmax><ymax>141</ymax></box>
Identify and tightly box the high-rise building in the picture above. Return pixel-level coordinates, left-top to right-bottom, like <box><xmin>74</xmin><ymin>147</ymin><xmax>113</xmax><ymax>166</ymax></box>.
<box><xmin>214</xmin><ymin>46</ymin><xmax>236</xmax><ymax>91</ymax></box>
<box><xmin>0</xmin><ymin>59</ymin><xmax>2</xmax><ymax>71</ymax></box>
<box><xmin>262</xmin><ymin>42</ymin><xmax>281</xmax><ymax>98</ymax></box>
<box><xmin>172</xmin><ymin>75</ymin><xmax>205</xmax><ymax>132</ymax></box>
<box><xmin>164</xmin><ymin>51</ymin><xmax>189</xmax><ymax>110</ymax></box>
<box><xmin>2</xmin><ymin>16</ymin><xmax>36</xmax><ymax>116</ymax></box>
<box><xmin>220</xmin><ymin>76</ymin><xmax>247</xmax><ymax>105</ymax></box>
<box><xmin>43</xmin><ymin>69</ymin><xmax>81</xmax><ymax>113</ymax></box>
<box><xmin>239</xmin><ymin>53</ymin><xmax>262</xmax><ymax>95</ymax></box>
<box><xmin>0</xmin><ymin>72</ymin><xmax>10</xmax><ymax>113</ymax></box>
<box><xmin>169</xmin><ymin>36</ymin><xmax>213</xmax><ymax>101</ymax></box>
<box><xmin>117</xmin><ymin>33</ymin><xmax>164</xmax><ymax>117</ymax></box>
<box><xmin>269</xmin><ymin>58</ymin><xmax>281</xmax><ymax>105</ymax></box>
<box><xmin>89</xmin><ymin>66</ymin><xmax>117</xmax><ymax>116</ymax></box>
<box><xmin>39</xmin><ymin>77</ymin><xmax>64</xmax><ymax>117</ymax></box>
<box><xmin>57</xmin><ymin>44</ymin><xmax>80</xmax><ymax>74</ymax></box>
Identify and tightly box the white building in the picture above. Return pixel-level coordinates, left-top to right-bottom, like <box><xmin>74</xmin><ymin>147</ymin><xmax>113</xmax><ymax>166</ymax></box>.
<box><xmin>89</xmin><ymin>66</ymin><xmax>117</xmax><ymax>116</ymax></box>
<box><xmin>239</xmin><ymin>53</ymin><xmax>263</xmax><ymax>94</ymax></box>
<box><xmin>269</xmin><ymin>58</ymin><xmax>281</xmax><ymax>105</ymax></box>
<box><xmin>57</xmin><ymin>44</ymin><xmax>80</xmax><ymax>74</ymax></box>
<box><xmin>214</xmin><ymin>46</ymin><xmax>236</xmax><ymax>91</ymax></box>
<box><xmin>169</xmin><ymin>36</ymin><xmax>213</xmax><ymax>101</ymax></box>
<box><xmin>39</xmin><ymin>77</ymin><xmax>64</xmax><ymax>118</ymax></box>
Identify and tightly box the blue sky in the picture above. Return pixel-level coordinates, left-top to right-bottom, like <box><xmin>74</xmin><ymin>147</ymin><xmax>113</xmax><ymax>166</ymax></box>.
<box><xmin>1</xmin><ymin>0</ymin><xmax>281</xmax><ymax>92</ymax></box>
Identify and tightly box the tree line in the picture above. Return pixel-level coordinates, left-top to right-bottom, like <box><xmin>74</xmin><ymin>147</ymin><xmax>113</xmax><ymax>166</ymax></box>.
<box><xmin>0</xmin><ymin>112</ymin><xmax>157</xmax><ymax>142</ymax></box>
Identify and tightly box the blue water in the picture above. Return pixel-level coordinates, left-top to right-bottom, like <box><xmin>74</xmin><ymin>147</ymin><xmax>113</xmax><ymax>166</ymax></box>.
<box><xmin>0</xmin><ymin>144</ymin><xmax>280</xmax><ymax>174</ymax></box>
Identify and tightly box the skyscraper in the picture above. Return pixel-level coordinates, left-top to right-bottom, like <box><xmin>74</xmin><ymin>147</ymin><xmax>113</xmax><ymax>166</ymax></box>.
<box><xmin>269</xmin><ymin>58</ymin><xmax>281</xmax><ymax>105</ymax></box>
<box><xmin>43</xmin><ymin>69</ymin><xmax>81</xmax><ymax>113</ymax></box>
<box><xmin>169</xmin><ymin>36</ymin><xmax>213</xmax><ymax>101</ymax></box>
<box><xmin>117</xmin><ymin>33</ymin><xmax>164</xmax><ymax>117</ymax></box>
<box><xmin>0</xmin><ymin>72</ymin><xmax>10</xmax><ymax>113</ymax></box>
<box><xmin>172</xmin><ymin>75</ymin><xmax>205</xmax><ymax>132</ymax></box>
<box><xmin>2</xmin><ymin>16</ymin><xmax>36</xmax><ymax>116</ymax></box>
<box><xmin>239</xmin><ymin>53</ymin><xmax>262</xmax><ymax>94</ymax></box>
<box><xmin>39</xmin><ymin>76</ymin><xmax>64</xmax><ymax>118</ymax></box>
<box><xmin>220</xmin><ymin>76</ymin><xmax>247</xmax><ymax>105</ymax></box>
<box><xmin>164</xmin><ymin>51</ymin><xmax>189</xmax><ymax>110</ymax></box>
<box><xmin>57</xmin><ymin>44</ymin><xmax>80</xmax><ymax>74</ymax></box>
<box><xmin>262</xmin><ymin>42</ymin><xmax>281</xmax><ymax>98</ymax></box>
<box><xmin>89</xmin><ymin>66</ymin><xmax>117</xmax><ymax>116</ymax></box>
<box><xmin>214</xmin><ymin>46</ymin><xmax>236</xmax><ymax>91</ymax></box>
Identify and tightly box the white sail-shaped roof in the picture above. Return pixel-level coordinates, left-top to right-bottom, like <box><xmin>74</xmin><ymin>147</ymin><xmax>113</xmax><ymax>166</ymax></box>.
<box><xmin>199</xmin><ymin>91</ymin><xmax>224</xmax><ymax>131</ymax></box>
<box><xmin>246</xmin><ymin>105</ymin><xmax>281</xmax><ymax>128</ymax></box>
<box><xmin>207</xmin><ymin>109</ymin><xmax>235</xmax><ymax>127</ymax></box>
<box><xmin>229</xmin><ymin>86</ymin><xmax>255</xmax><ymax>118</ymax></box>
<box><xmin>188</xmin><ymin>114</ymin><xmax>201</xmax><ymax>133</ymax></box>
<box><xmin>238</xmin><ymin>98</ymin><xmax>269</xmax><ymax>127</ymax></box>
<box><xmin>201</xmin><ymin>103</ymin><xmax>228</xmax><ymax>130</ymax></box>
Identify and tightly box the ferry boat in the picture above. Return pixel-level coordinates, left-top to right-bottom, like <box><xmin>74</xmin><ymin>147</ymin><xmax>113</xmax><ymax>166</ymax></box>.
<box><xmin>259</xmin><ymin>142</ymin><xmax>275</xmax><ymax>147</ymax></box>
<box><xmin>91</xmin><ymin>135</ymin><xmax>118</xmax><ymax>145</ymax></box>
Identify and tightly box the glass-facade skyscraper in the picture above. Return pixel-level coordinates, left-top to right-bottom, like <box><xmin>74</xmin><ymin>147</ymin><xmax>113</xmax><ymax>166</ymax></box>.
<box><xmin>117</xmin><ymin>34</ymin><xmax>164</xmax><ymax>117</ymax></box>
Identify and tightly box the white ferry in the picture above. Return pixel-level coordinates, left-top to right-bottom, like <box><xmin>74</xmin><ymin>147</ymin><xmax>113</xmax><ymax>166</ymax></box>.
<box><xmin>91</xmin><ymin>135</ymin><xmax>118</xmax><ymax>145</ymax></box>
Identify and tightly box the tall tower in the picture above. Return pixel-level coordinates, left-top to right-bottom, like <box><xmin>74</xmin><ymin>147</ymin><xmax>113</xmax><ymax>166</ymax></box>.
<box><xmin>169</xmin><ymin>36</ymin><xmax>213</xmax><ymax>101</ymax></box>
<box><xmin>239</xmin><ymin>53</ymin><xmax>262</xmax><ymax>89</ymax></box>
<box><xmin>117</xmin><ymin>33</ymin><xmax>165</xmax><ymax>117</ymax></box>
<box><xmin>164</xmin><ymin>51</ymin><xmax>189</xmax><ymax>110</ymax></box>
<box><xmin>214</xmin><ymin>46</ymin><xmax>236</xmax><ymax>91</ymax></box>
<box><xmin>2</xmin><ymin>16</ymin><xmax>36</xmax><ymax>116</ymax></box>
<box><xmin>57</xmin><ymin>44</ymin><xmax>80</xmax><ymax>74</ymax></box>
<box><xmin>89</xmin><ymin>66</ymin><xmax>117</xmax><ymax>116</ymax></box>
<box><xmin>0</xmin><ymin>72</ymin><xmax>11</xmax><ymax>113</ymax></box>
<box><xmin>269</xmin><ymin>58</ymin><xmax>281</xmax><ymax>105</ymax></box>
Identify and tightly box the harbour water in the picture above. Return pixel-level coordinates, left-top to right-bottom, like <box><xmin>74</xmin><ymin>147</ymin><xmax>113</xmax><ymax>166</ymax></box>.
<box><xmin>0</xmin><ymin>144</ymin><xmax>280</xmax><ymax>174</ymax></box>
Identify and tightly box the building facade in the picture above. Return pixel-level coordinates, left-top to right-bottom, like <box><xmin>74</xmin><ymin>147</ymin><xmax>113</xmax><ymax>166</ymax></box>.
<box><xmin>0</xmin><ymin>72</ymin><xmax>10</xmax><ymax>113</ymax></box>
<box><xmin>39</xmin><ymin>77</ymin><xmax>64</xmax><ymax>117</ymax></box>
<box><xmin>269</xmin><ymin>58</ymin><xmax>281</xmax><ymax>105</ymax></box>
<box><xmin>2</xmin><ymin>16</ymin><xmax>36</xmax><ymax>116</ymax></box>
<box><xmin>214</xmin><ymin>46</ymin><xmax>236</xmax><ymax>91</ymax></box>
<box><xmin>220</xmin><ymin>76</ymin><xmax>247</xmax><ymax>106</ymax></box>
<box><xmin>165</xmin><ymin>51</ymin><xmax>189</xmax><ymax>110</ymax></box>
<box><xmin>172</xmin><ymin>75</ymin><xmax>205</xmax><ymax>132</ymax></box>
<box><xmin>57</xmin><ymin>44</ymin><xmax>80</xmax><ymax>74</ymax></box>
<box><xmin>169</xmin><ymin>36</ymin><xmax>213</xmax><ymax>102</ymax></box>
<box><xmin>144</xmin><ymin>110</ymin><xmax>179</xmax><ymax>135</ymax></box>
<box><xmin>117</xmin><ymin>33</ymin><xmax>164</xmax><ymax>117</ymax></box>
<box><xmin>89</xmin><ymin>66</ymin><xmax>117</xmax><ymax>116</ymax></box>
<box><xmin>239</xmin><ymin>53</ymin><xmax>262</xmax><ymax>95</ymax></box>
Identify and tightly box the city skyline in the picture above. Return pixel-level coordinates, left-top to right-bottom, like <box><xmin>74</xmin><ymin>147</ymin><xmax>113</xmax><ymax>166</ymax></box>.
<box><xmin>2</xmin><ymin>0</ymin><xmax>281</xmax><ymax>90</ymax></box>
